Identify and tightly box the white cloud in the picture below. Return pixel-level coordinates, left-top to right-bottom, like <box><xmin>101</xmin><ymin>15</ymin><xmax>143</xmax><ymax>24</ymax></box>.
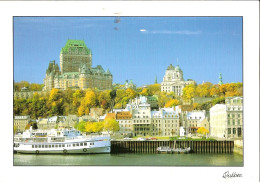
<box><xmin>141</xmin><ymin>30</ymin><xmax>201</xmax><ymax>35</ymax></box>
<box><xmin>140</xmin><ymin>29</ymin><xmax>147</xmax><ymax>32</ymax></box>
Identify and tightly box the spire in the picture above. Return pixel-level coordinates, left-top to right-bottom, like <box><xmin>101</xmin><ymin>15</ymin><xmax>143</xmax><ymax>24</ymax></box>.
<box><xmin>218</xmin><ymin>73</ymin><xmax>223</xmax><ymax>85</ymax></box>
<box><xmin>155</xmin><ymin>75</ymin><xmax>158</xmax><ymax>84</ymax></box>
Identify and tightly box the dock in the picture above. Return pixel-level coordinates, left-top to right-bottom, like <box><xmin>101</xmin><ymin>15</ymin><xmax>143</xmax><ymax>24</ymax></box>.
<box><xmin>111</xmin><ymin>140</ymin><xmax>234</xmax><ymax>154</ymax></box>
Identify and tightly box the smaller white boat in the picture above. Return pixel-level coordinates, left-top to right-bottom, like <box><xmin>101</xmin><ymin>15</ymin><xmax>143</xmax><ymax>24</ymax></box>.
<box><xmin>157</xmin><ymin>146</ymin><xmax>191</xmax><ymax>154</ymax></box>
<box><xmin>157</xmin><ymin>146</ymin><xmax>172</xmax><ymax>153</ymax></box>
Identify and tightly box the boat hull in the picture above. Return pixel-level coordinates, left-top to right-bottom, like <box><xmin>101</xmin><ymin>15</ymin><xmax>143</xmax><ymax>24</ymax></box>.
<box><xmin>15</xmin><ymin>146</ymin><xmax>111</xmax><ymax>154</ymax></box>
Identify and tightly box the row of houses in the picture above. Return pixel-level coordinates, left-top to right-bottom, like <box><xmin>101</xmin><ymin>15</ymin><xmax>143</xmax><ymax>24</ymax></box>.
<box><xmin>14</xmin><ymin>96</ymin><xmax>243</xmax><ymax>139</ymax></box>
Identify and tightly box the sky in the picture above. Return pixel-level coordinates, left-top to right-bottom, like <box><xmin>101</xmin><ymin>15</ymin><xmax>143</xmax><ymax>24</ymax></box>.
<box><xmin>13</xmin><ymin>16</ymin><xmax>242</xmax><ymax>87</ymax></box>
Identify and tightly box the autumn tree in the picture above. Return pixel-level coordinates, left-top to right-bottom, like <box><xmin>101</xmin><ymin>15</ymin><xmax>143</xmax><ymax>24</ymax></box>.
<box><xmin>140</xmin><ymin>88</ymin><xmax>149</xmax><ymax>96</ymax></box>
<box><xmin>92</xmin><ymin>122</ymin><xmax>104</xmax><ymax>134</ymax></box>
<box><xmin>158</xmin><ymin>92</ymin><xmax>171</xmax><ymax>108</ymax></box>
<box><xmin>147</xmin><ymin>84</ymin><xmax>161</xmax><ymax>95</ymax></box>
<box><xmin>104</xmin><ymin>119</ymin><xmax>120</xmax><ymax>133</ymax></box>
<box><xmin>125</xmin><ymin>88</ymin><xmax>137</xmax><ymax>99</ymax></box>
<box><xmin>85</xmin><ymin>121</ymin><xmax>94</xmax><ymax>133</ymax></box>
<box><xmin>165</xmin><ymin>99</ymin><xmax>180</xmax><ymax>108</ymax></box>
<box><xmin>182</xmin><ymin>84</ymin><xmax>196</xmax><ymax>101</ymax></box>
<box><xmin>197</xmin><ymin>127</ymin><xmax>209</xmax><ymax>137</ymax></box>
<box><xmin>196</xmin><ymin>82</ymin><xmax>212</xmax><ymax>97</ymax></box>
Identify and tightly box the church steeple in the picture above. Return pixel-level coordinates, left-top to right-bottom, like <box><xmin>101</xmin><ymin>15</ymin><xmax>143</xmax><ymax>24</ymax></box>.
<box><xmin>218</xmin><ymin>73</ymin><xmax>223</xmax><ymax>85</ymax></box>
<box><xmin>155</xmin><ymin>75</ymin><xmax>158</xmax><ymax>84</ymax></box>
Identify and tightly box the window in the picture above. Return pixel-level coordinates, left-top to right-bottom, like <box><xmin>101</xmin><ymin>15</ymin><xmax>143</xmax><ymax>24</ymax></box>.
<box><xmin>233</xmin><ymin>128</ymin><xmax>236</xmax><ymax>134</ymax></box>
<box><xmin>228</xmin><ymin>128</ymin><xmax>231</xmax><ymax>134</ymax></box>
<box><xmin>62</xmin><ymin>144</ymin><xmax>65</xmax><ymax>147</ymax></box>
<box><xmin>32</xmin><ymin>145</ymin><xmax>34</xmax><ymax>148</ymax></box>
<box><xmin>80</xmin><ymin>143</ymin><xmax>83</xmax><ymax>146</ymax></box>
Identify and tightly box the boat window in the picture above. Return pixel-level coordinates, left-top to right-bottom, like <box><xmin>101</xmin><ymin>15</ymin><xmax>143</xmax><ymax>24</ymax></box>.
<box><xmin>73</xmin><ymin>144</ymin><xmax>76</xmax><ymax>147</ymax></box>
<box><xmin>55</xmin><ymin>145</ymin><xmax>58</xmax><ymax>148</ymax></box>
<box><xmin>52</xmin><ymin>145</ymin><xmax>54</xmax><ymax>148</ymax></box>
<box><xmin>49</xmin><ymin>145</ymin><xmax>51</xmax><ymax>148</ymax></box>
<box><xmin>39</xmin><ymin>145</ymin><xmax>42</xmax><ymax>148</ymax></box>
<box><xmin>84</xmin><ymin>143</ymin><xmax>87</xmax><ymax>146</ymax></box>
<box><xmin>62</xmin><ymin>144</ymin><xmax>65</xmax><ymax>147</ymax></box>
<box><xmin>77</xmin><ymin>143</ymin><xmax>80</xmax><ymax>146</ymax></box>
<box><xmin>80</xmin><ymin>143</ymin><xmax>83</xmax><ymax>146</ymax></box>
<box><xmin>32</xmin><ymin>145</ymin><xmax>34</xmax><ymax>148</ymax></box>
<box><xmin>59</xmin><ymin>144</ymin><xmax>61</xmax><ymax>148</ymax></box>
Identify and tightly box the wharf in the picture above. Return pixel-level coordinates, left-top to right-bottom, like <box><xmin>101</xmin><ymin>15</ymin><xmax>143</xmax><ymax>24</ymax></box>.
<box><xmin>111</xmin><ymin>140</ymin><xmax>234</xmax><ymax>154</ymax></box>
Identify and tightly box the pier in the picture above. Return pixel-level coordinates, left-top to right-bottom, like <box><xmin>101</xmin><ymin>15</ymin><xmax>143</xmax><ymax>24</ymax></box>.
<box><xmin>111</xmin><ymin>140</ymin><xmax>234</xmax><ymax>154</ymax></box>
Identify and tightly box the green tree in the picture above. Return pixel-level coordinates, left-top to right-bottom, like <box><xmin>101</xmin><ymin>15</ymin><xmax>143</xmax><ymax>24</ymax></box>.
<box><xmin>77</xmin><ymin>121</ymin><xmax>87</xmax><ymax>132</ymax></box>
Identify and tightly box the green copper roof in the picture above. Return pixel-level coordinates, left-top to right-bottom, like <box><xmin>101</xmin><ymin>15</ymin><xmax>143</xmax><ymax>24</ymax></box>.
<box><xmin>218</xmin><ymin>73</ymin><xmax>223</xmax><ymax>85</ymax></box>
<box><xmin>61</xmin><ymin>40</ymin><xmax>91</xmax><ymax>55</ymax></box>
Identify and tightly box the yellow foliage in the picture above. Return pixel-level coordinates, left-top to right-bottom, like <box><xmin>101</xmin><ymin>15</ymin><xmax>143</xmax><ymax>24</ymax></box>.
<box><xmin>104</xmin><ymin>119</ymin><xmax>119</xmax><ymax>133</ymax></box>
<box><xmin>197</xmin><ymin>127</ymin><xmax>209</xmax><ymax>136</ymax></box>
<box><xmin>85</xmin><ymin>122</ymin><xmax>94</xmax><ymax>133</ymax></box>
<box><xmin>92</xmin><ymin>122</ymin><xmax>104</xmax><ymax>133</ymax></box>
<box><xmin>140</xmin><ymin>88</ymin><xmax>149</xmax><ymax>96</ymax></box>
<box><xmin>165</xmin><ymin>99</ymin><xmax>180</xmax><ymax>108</ymax></box>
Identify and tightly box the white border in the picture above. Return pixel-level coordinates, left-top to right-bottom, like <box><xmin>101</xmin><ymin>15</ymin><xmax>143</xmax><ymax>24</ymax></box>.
<box><xmin>1</xmin><ymin>1</ymin><xmax>259</xmax><ymax>182</ymax></box>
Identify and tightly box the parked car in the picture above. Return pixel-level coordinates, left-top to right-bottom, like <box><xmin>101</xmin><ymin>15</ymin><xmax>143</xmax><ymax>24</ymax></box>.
<box><xmin>150</xmin><ymin>137</ymin><xmax>158</xmax><ymax>140</ymax></box>
<box><xmin>137</xmin><ymin>137</ymin><xmax>146</xmax><ymax>141</ymax></box>
<box><xmin>123</xmin><ymin>137</ymin><xmax>132</xmax><ymax>141</ymax></box>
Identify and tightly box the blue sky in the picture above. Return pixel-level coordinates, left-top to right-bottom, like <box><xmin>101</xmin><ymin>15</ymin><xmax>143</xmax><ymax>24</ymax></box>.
<box><xmin>14</xmin><ymin>17</ymin><xmax>242</xmax><ymax>87</ymax></box>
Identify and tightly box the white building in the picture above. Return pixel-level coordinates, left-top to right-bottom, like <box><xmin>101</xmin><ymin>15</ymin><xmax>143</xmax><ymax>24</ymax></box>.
<box><xmin>210</xmin><ymin>97</ymin><xmax>243</xmax><ymax>139</ymax></box>
<box><xmin>161</xmin><ymin>64</ymin><xmax>195</xmax><ymax>96</ymax></box>
<box><xmin>182</xmin><ymin>110</ymin><xmax>207</xmax><ymax>135</ymax></box>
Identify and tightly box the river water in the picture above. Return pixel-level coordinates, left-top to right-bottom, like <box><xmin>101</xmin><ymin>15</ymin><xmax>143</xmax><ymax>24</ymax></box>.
<box><xmin>14</xmin><ymin>153</ymin><xmax>243</xmax><ymax>166</ymax></box>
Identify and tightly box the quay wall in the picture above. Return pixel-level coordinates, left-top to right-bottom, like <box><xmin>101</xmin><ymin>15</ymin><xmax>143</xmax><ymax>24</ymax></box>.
<box><xmin>233</xmin><ymin>139</ymin><xmax>243</xmax><ymax>155</ymax></box>
<box><xmin>111</xmin><ymin>140</ymin><xmax>234</xmax><ymax>154</ymax></box>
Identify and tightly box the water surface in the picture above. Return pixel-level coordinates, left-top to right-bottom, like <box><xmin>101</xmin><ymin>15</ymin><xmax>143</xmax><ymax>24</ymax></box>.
<box><xmin>14</xmin><ymin>153</ymin><xmax>243</xmax><ymax>166</ymax></box>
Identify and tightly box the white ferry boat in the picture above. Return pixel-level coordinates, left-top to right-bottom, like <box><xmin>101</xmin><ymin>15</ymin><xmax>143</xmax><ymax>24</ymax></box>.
<box><xmin>14</xmin><ymin>128</ymin><xmax>111</xmax><ymax>154</ymax></box>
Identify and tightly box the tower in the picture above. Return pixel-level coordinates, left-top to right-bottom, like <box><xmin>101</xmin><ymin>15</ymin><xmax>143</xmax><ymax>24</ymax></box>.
<box><xmin>155</xmin><ymin>75</ymin><xmax>158</xmax><ymax>84</ymax></box>
<box><xmin>218</xmin><ymin>73</ymin><xmax>223</xmax><ymax>85</ymax></box>
<box><xmin>60</xmin><ymin>40</ymin><xmax>92</xmax><ymax>74</ymax></box>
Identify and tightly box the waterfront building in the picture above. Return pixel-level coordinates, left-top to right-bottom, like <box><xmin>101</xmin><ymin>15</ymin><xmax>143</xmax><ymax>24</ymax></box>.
<box><xmin>116</xmin><ymin>111</ymin><xmax>133</xmax><ymax>136</ymax></box>
<box><xmin>14</xmin><ymin>116</ymin><xmax>31</xmax><ymax>133</ymax></box>
<box><xmin>90</xmin><ymin>108</ymin><xmax>105</xmax><ymax>121</ymax></box>
<box><xmin>161</xmin><ymin>64</ymin><xmax>195</xmax><ymax>96</ymax></box>
<box><xmin>210</xmin><ymin>96</ymin><xmax>243</xmax><ymax>139</ymax></box>
<box><xmin>183</xmin><ymin>110</ymin><xmax>207</xmax><ymax>135</ymax></box>
<box><xmin>125</xmin><ymin>96</ymin><xmax>180</xmax><ymax>136</ymax></box>
<box><xmin>38</xmin><ymin>116</ymin><xmax>58</xmax><ymax>130</ymax></box>
<box><xmin>131</xmin><ymin>99</ymin><xmax>152</xmax><ymax>136</ymax></box>
<box><xmin>43</xmin><ymin>40</ymin><xmax>112</xmax><ymax>91</ymax></box>
<box><xmin>160</xmin><ymin>108</ymin><xmax>180</xmax><ymax>136</ymax></box>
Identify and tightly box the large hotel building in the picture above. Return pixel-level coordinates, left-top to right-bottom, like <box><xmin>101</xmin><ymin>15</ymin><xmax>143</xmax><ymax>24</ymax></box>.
<box><xmin>43</xmin><ymin>40</ymin><xmax>112</xmax><ymax>91</ymax></box>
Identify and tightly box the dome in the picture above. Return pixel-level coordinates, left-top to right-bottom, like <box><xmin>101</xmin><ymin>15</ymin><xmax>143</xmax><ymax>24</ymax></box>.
<box><xmin>175</xmin><ymin>65</ymin><xmax>181</xmax><ymax>71</ymax></box>
<box><xmin>167</xmin><ymin>64</ymin><xmax>175</xmax><ymax>70</ymax></box>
